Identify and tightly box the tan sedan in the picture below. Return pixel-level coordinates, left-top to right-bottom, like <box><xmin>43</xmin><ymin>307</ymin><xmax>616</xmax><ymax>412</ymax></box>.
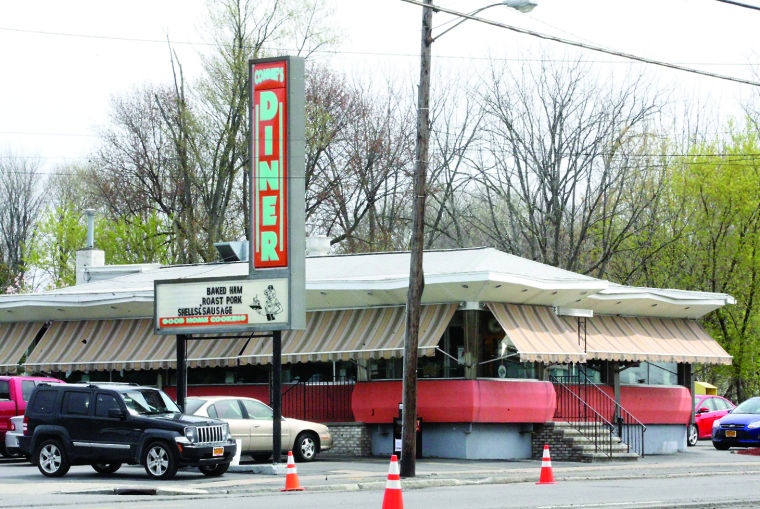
<box><xmin>185</xmin><ymin>396</ymin><xmax>332</xmax><ymax>462</ymax></box>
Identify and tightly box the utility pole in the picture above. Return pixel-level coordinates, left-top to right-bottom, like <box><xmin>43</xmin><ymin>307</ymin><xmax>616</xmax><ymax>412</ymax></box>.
<box><xmin>401</xmin><ymin>0</ymin><xmax>432</xmax><ymax>479</ymax></box>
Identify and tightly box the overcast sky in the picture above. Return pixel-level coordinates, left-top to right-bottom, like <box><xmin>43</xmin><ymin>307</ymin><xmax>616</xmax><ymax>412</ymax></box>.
<box><xmin>2</xmin><ymin>0</ymin><xmax>759</xmax><ymax>174</ymax></box>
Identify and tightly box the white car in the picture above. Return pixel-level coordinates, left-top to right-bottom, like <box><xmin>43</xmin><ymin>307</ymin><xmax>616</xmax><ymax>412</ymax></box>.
<box><xmin>185</xmin><ymin>396</ymin><xmax>332</xmax><ymax>462</ymax></box>
<box><xmin>4</xmin><ymin>415</ymin><xmax>24</xmax><ymax>457</ymax></box>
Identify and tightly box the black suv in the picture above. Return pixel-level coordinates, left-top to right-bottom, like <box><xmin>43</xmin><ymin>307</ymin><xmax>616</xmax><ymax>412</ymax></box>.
<box><xmin>19</xmin><ymin>383</ymin><xmax>236</xmax><ymax>479</ymax></box>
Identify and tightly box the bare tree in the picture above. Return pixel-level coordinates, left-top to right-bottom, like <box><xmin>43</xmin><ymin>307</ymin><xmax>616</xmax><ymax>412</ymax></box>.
<box><xmin>0</xmin><ymin>152</ymin><xmax>46</xmax><ymax>276</ymax></box>
<box><xmin>424</xmin><ymin>80</ymin><xmax>485</xmax><ymax>248</ymax></box>
<box><xmin>307</xmin><ymin>79</ymin><xmax>415</xmax><ymax>252</ymax></box>
<box><xmin>470</xmin><ymin>58</ymin><xmax>665</xmax><ymax>276</ymax></box>
<box><xmin>86</xmin><ymin>0</ymin><xmax>337</xmax><ymax>263</ymax></box>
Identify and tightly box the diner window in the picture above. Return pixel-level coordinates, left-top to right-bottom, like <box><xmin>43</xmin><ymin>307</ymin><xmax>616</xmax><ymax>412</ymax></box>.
<box><xmin>620</xmin><ymin>362</ymin><xmax>677</xmax><ymax>385</ymax></box>
<box><xmin>546</xmin><ymin>363</ymin><xmax>601</xmax><ymax>383</ymax></box>
<box><xmin>369</xmin><ymin>357</ymin><xmax>403</xmax><ymax>380</ymax></box>
<box><xmin>481</xmin><ymin>331</ymin><xmax>538</xmax><ymax>380</ymax></box>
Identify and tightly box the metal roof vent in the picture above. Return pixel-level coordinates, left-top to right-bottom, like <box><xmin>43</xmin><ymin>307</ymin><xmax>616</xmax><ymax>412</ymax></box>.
<box><xmin>214</xmin><ymin>241</ymin><xmax>249</xmax><ymax>262</ymax></box>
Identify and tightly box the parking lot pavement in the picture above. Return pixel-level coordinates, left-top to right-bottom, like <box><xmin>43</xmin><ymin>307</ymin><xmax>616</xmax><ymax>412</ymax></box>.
<box><xmin>2</xmin><ymin>441</ymin><xmax>760</xmax><ymax>497</ymax></box>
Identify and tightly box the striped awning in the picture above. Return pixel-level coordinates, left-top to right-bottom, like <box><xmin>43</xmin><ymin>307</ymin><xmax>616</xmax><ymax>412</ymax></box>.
<box><xmin>22</xmin><ymin>304</ymin><xmax>457</xmax><ymax>372</ymax></box>
<box><xmin>25</xmin><ymin>319</ymin><xmax>173</xmax><ymax>372</ymax></box>
<box><xmin>487</xmin><ymin>303</ymin><xmax>587</xmax><ymax>363</ymax></box>
<box><xmin>563</xmin><ymin>315</ymin><xmax>733</xmax><ymax>365</ymax></box>
<box><xmin>0</xmin><ymin>322</ymin><xmax>45</xmax><ymax>373</ymax></box>
<box><xmin>238</xmin><ymin>304</ymin><xmax>458</xmax><ymax>364</ymax></box>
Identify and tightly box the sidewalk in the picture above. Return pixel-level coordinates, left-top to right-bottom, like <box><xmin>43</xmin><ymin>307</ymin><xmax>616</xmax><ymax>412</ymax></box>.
<box><xmin>1</xmin><ymin>442</ymin><xmax>759</xmax><ymax>497</ymax></box>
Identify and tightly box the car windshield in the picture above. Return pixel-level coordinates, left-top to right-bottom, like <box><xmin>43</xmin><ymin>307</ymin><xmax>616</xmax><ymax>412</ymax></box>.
<box><xmin>120</xmin><ymin>389</ymin><xmax>180</xmax><ymax>415</ymax></box>
<box><xmin>184</xmin><ymin>398</ymin><xmax>206</xmax><ymax>415</ymax></box>
<box><xmin>733</xmin><ymin>398</ymin><xmax>760</xmax><ymax>415</ymax></box>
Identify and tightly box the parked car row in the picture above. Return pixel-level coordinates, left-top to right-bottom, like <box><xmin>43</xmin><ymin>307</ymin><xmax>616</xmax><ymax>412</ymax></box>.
<box><xmin>1</xmin><ymin>376</ymin><xmax>332</xmax><ymax>480</ymax></box>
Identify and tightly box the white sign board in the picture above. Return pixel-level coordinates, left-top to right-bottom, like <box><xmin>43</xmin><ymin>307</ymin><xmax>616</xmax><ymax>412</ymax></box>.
<box><xmin>154</xmin><ymin>277</ymin><xmax>289</xmax><ymax>334</ymax></box>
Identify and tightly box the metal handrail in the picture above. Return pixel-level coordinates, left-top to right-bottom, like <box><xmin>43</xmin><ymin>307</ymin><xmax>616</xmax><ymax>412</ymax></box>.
<box><xmin>551</xmin><ymin>375</ymin><xmax>615</xmax><ymax>458</ymax></box>
<box><xmin>553</xmin><ymin>370</ymin><xmax>646</xmax><ymax>457</ymax></box>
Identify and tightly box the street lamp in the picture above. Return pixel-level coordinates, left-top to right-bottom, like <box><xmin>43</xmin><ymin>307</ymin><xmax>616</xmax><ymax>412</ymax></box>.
<box><xmin>400</xmin><ymin>0</ymin><xmax>536</xmax><ymax>478</ymax></box>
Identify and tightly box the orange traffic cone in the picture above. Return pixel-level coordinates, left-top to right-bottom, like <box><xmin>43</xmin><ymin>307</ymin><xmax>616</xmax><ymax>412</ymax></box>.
<box><xmin>381</xmin><ymin>455</ymin><xmax>404</xmax><ymax>509</ymax></box>
<box><xmin>281</xmin><ymin>451</ymin><xmax>305</xmax><ymax>492</ymax></box>
<box><xmin>536</xmin><ymin>444</ymin><xmax>556</xmax><ymax>485</ymax></box>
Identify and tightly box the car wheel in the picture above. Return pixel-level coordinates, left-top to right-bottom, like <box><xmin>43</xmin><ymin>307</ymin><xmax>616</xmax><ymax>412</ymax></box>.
<box><xmin>293</xmin><ymin>432</ymin><xmax>318</xmax><ymax>462</ymax></box>
<box><xmin>92</xmin><ymin>463</ymin><xmax>122</xmax><ymax>474</ymax></box>
<box><xmin>0</xmin><ymin>443</ymin><xmax>20</xmax><ymax>458</ymax></box>
<box><xmin>199</xmin><ymin>462</ymin><xmax>230</xmax><ymax>477</ymax></box>
<box><xmin>36</xmin><ymin>439</ymin><xmax>70</xmax><ymax>477</ymax></box>
<box><xmin>251</xmin><ymin>452</ymin><xmax>271</xmax><ymax>463</ymax></box>
<box><xmin>713</xmin><ymin>441</ymin><xmax>730</xmax><ymax>451</ymax></box>
<box><xmin>143</xmin><ymin>441</ymin><xmax>178</xmax><ymax>480</ymax></box>
<box><xmin>687</xmin><ymin>424</ymin><xmax>699</xmax><ymax>447</ymax></box>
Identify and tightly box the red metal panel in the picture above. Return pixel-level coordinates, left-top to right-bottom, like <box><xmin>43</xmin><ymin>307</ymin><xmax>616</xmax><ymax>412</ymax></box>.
<box><xmin>619</xmin><ymin>385</ymin><xmax>691</xmax><ymax>424</ymax></box>
<box><xmin>351</xmin><ymin>380</ymin><xmax>556</xmax><ymax>424</ymax></box>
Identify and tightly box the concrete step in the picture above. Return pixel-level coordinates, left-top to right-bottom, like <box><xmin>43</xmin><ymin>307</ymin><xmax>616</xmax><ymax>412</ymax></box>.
<box><xmin>571</xmin><ymin>443</ymin><xmax>633</xmax><ymax>454</ymax></box>
<box><xmin>581</xmin><ymin>451</ymin><xmax>640</xmax><ymax>463</ymax></box>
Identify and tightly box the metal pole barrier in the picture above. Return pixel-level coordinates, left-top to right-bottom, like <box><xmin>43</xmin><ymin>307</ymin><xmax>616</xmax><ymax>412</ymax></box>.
<box><xmin>176</xmin><ymin>334</ymin><xmax>187</xmax><ymax>412</ymax></box>
<box><xmin>272</xmin><ymin>330</ymin><xmax>282</xmax><ymax>464</ymax></box>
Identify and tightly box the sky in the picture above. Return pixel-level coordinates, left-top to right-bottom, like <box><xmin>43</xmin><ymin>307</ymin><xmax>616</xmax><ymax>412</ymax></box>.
<box><xmin>1</xmin><ymin>0</ymin><xmax>760</xmax><ymax>175</ymax></box>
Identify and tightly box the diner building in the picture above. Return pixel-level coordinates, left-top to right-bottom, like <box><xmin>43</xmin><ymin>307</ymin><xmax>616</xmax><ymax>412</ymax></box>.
<box><xmin>0</xmin><ymin>245</ymin><xmax>733</xmax><ymax>460</ymax></box>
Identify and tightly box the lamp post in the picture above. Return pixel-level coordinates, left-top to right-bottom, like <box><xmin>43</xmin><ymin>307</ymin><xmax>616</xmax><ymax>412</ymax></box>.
<box><xmin>401</xmin><ymin>0</ymin><xmax>537</xmax><ymax>478</ymax></box>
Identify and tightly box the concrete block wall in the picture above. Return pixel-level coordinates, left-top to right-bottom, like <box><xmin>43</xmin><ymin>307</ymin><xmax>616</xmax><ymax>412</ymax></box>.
<box><xmin>324</xmin><ymin>422</ymin><xmax>372</xmax><ymax>457</ymax></box>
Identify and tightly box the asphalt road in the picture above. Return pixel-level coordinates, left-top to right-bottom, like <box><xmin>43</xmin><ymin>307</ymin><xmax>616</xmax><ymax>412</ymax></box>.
<box><xmin>2</xmin><ymin>441</ymin><xmax>760</xmax><ymax>508</ymax></box>
<box><xmin>3</xmin><ymin>471</ymin><xmax>760</xmax><ymax>509</ymax></box>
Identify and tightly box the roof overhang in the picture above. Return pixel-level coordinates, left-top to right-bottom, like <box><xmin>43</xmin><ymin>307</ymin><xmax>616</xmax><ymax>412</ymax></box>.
<box><xmin>0</xmin><ymin>248</ymin><xmax>735</xmax><ymax>322</ymax></box>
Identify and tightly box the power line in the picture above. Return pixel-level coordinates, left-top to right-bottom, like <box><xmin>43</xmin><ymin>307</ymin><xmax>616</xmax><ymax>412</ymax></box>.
<box><xmin>0</xmin><ymin>131</ymin><xmax>97</xmax><ymax>137</ymax></box>
<box><xmin>401</xmin><ymin>0</ymin><xmax>760</xmax><ymax>88</ymax></box>
<box><xmin>715</xmin><ymin>0</ymin><xmax>760</xmax><ymax>11</ymax></box>
<box><xmin>0</xmin><ymin>24</ymin><xmax>757</xmax><ymax>67</ymax></box>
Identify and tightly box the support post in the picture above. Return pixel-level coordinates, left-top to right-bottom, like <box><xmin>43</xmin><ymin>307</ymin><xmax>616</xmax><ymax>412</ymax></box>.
<box><xmin>678</xmin><ymin>363</ymin><xmax>694</xmax><ymax>424</ymax></box>
<box><xmin>272</xmin><ymin>330</ymin><xmax>282</xmax><ymax>464</ymax></box>
<box><xmin>463</xmin><ymin>310</ymin><xmax>480</xmax><ymax>379</ymax></box>
<box><xmin>176</xmin><ymin>334</ymin><xmax>187</xmax><ymax>412</ymax></box>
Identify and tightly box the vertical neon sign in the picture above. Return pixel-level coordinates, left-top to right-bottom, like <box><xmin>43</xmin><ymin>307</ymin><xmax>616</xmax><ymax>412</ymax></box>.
<box><xmin>252</xmin><ymin>60</ymin><xmax>289</xmax><ymax>268</ymax></box>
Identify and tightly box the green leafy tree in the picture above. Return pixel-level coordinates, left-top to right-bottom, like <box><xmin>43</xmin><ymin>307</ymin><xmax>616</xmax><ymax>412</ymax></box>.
<box><xmin>25</xmin><ymin>205</ymin><xmax>85</xmax><ymax>287</ymax></box>
<box><xmin>612</xmin><ymin>121</ymin><xmax>760</xmax><ymax>400</ymax></box>
<box><xmin>26</xmin><ymin>204</ymin><xmax>172</xmax><ymax>287</ymax></box>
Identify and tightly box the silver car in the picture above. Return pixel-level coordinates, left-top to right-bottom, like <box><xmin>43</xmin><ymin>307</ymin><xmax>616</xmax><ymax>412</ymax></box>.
<box><xmin>4</xmin><ymin>415</ymin><xmax>24</xmax><ymax>457</ymax></box>
<box><xmin>185</xmin><ymin>396</ymin><xmax>332</xmax><ymax>462</ymax></box>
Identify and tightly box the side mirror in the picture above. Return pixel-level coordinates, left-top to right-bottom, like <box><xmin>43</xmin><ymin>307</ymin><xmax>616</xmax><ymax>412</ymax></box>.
<box><xmin>108</xmin><ymin>408</ymin><xmax>126</xmax><ymax>419</ymax></box>
<box><xmin>697</xmin><ymin>407</ymin><xmax>709</xmax><ymax>414</ymax></box>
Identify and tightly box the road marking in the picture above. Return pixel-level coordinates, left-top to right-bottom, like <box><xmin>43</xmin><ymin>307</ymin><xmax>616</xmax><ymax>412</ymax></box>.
<box><xmin>539</xmin><ymin>502</ymin><xmax>667</xmax><ymax>509</ymax></box>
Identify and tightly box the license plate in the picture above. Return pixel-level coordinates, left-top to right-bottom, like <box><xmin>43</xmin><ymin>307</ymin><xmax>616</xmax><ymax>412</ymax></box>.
<box><xmin>213</xmin><ymin>447</ymin><xmax>224</xmax><ymax>457</ymax></box>
<box><xmin>726</xmin><ymin>430</ymin><xmax>737</xmax><ymax>438</ymax></box>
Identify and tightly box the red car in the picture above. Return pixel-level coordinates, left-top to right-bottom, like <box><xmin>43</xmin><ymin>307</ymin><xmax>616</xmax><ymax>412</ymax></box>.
<box><xmin>0</xmin><ymin>376</ymin><xmax>64</xmax><ymax>456</ymax></box>
<box><xmin>687</xmin><ymin>394</ymin><xmax>735</xmax><ymax>446</ymax></box>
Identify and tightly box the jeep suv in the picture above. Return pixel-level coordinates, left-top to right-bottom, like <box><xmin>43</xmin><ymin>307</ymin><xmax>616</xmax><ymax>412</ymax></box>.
<box><xmin>19</xmin><ymin>383</ymin><xmax>236</xmax><ymax>480</ymax></box>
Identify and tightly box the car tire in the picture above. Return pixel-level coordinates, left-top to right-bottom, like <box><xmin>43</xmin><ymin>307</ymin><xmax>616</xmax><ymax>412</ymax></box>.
<box><xmin>713</xmin><ymin>441</ymin><xmax>730</xmax><ymax>451</ymax></box>
<box><xmin>36</xmin><ymin>439</ymin><xmax>70</xmax><ymax>477</ymax></box>
<box><xmin>293</xmin><ymin>432</ymin><xmax>318</xmax><ymax>462</ymax></box>
<box><xmin>0</xmin><ymin>443</ymin><xmax>20</xmax><ymax>458</ymax></box>
<box><xmin>687</xmin><ymin>424</ymin><xmax>699</xmax><ymax>447</ymax></box>
<box><xmin>92</xmin><ymin>463</ymin><xmax>122</xmax><ymax>474</ymax></box>
<box><xmin>143</xmin><ymin>441</ymin><xmax>178</xmax><ymax>480</ymax></box>
<box><xmin>199</xmin><ymin>462</ymin><xmax>230</xmax><ymax>477</ymax></box>
<box><xmin>251</xmin><ymin>452</ymin><xmax>271</xmax><ymax>463</ymax></box>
